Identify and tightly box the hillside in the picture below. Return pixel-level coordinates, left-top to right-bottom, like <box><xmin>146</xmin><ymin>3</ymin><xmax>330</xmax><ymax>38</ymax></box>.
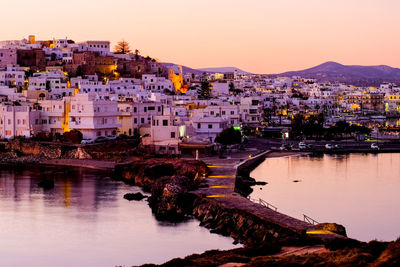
<box><xmin>278</xmin><ymin>61</ymin><xmax>400</xmax><ymax>86</ymax></box>
<box><xmin>197</xmin><ymin>67</ymin><xmax>253</xmax><ymax>74</ymax></box>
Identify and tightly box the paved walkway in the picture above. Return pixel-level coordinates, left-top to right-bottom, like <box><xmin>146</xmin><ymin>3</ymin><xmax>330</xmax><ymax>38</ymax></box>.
<box><xmin>192</xmin><ymin>151</ymin><xmax>313</xmax><ymax>234</ymax></box>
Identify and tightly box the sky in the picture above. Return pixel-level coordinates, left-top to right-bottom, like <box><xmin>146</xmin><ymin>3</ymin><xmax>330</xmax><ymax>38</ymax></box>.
<box><xmin>1</xmin><ymin>0</ymin><xmax>400</xmax><ymax>74</ymax></box>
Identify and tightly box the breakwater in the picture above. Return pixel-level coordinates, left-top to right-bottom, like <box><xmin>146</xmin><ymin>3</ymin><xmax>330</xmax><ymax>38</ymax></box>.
<box><xmin>113</xmin><ymin>154</ymin><xmax>347</xmax><ymax>249</ymax></box>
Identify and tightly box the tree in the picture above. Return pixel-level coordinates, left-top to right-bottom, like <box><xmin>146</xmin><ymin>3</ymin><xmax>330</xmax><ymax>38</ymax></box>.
<box><xmin>76</xmin><ymin>65</ymin><xmax>84</xmax><ymax>77</ymax></box>
<box><xmin>215</xmin><ymin>127</ymin><xmax>242</xmax><ymax>146</ymax></box>
<box><xmin>134</xmin><ymin>49</ymin><xmax>140</xmax><ymax>61</ymax></box>
<box><xmin>63</xmin><ymin>130</ymin><xmax>83</xmax><ymax>144</ymax></box>
<box><xmin>229</xmin><ymin>82</ymin><xmax>235</xmax><ymax>92</ymax></box>
<box><xmin>114</xmin><ymin>40</ymin><xmax>131</xmax><ymax>54</ymax></box>
<box><xmin>198</xmin><ymin>81</ymin><xmax>212</xmax><ymax>99</ymax></box>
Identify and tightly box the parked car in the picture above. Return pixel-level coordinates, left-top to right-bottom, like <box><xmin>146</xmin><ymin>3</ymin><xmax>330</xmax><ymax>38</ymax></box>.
<box><xmin>307</xmin><ymin>144</ymin><xmax>314</xmax><ymax>150</ymax></box>
<box><xmin>299</xmin><ymin>142</ymin><xmax>307</xmax><ymax>150</ymax></box>
<box><xmin>325</xmin><ymin>144</ymin><xmax>333</xmax><ymax>150</ymax></box>
<box><xmin>280</xmin><ymin>144</ymin><xmax>292</xmax><ymax>151</ymax></box>
<box><xmin>106</xmin><ymin>135</ymin><xmax>117</xmax><ymax>140</ymax></box>
<box><xmin>81</xmin><ymin>138</ymin><xmax>94</xmax><ymax>144</ymax></box>
<box><xmin>334</xmin><ymin>144</ymin><xmax>342</xmax><ymax>149</ymax></box>
<box><xmin>117</xmin><ymin>134</ymin><xmax>129</xmax><ymax>140</ymax></box>
<box><xmin>94</xmin><ymin>136</ymin><xmax>108</xmax><ymax>143</ymax></box>
<box><xmin>371</xmin><ymin>143</ymin><xmax>380</xmax><ymax>150</ymax></box>
<box><xmin>291</xmin><ymin>145</ymin><xmax>300</xmax><ymax>151</ymax></box>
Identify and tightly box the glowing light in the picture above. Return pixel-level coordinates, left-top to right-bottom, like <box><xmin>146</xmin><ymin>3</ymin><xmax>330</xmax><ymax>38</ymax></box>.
<box><xmin>168</xmin><ymin>66</ymin><xmax>185</xmax><ymax>93</ymax></box>
<box><xmin>306</xmin><ymin>230</ymin><xmax>335</xmax><ymax>235</ymax></box>
<box><xmin>209</xmin><ymin>185</ymin><xmax>234</xmax><ymax>189</ymax></box>
<box><xmin>62</xmin><ymin>101</ymin><xmax>70</xmax><ymax>132</ymax></box>
<box><xmin>208</xmin><ymin>175</ymin><xmax>235</xmax><ymax>178</ymax></box>
<box><xmin>206</xmin><ymin>194</ymin><xmax>228</xmax><ymax>198</ymax></box>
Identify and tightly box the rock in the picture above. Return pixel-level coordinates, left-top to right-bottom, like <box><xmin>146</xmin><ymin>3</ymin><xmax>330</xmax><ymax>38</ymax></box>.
<box><xmin>293</xmin><ymin>180</ymin><xmax>301</xmax><ymax>183</ymax></box>
<box><xmin>255</xmin><ymin>181</ymin><xmax>267</xmax><ymax>185</ymax></box>
<box><xmin>311</xmin><ymin>223</ymin><xmax>347</xmax><ymax>237</ymax></box>
<box><xmin>235</xmin><ymin>176</ymin><xmax>255</xmax><ymax>196</ymax></box>
<box><xmin>38</xmin><ymin>180</ymin><xmax>54</xmax><ymax>190</ymax></box>
<box><xmin>124</xmin><ymin>192</ymin><xmax>147</xmax><ymax>201</ymax></box>
<box><xmin>147</xmin><ymin>175</ymin><xmax>199</xmax><ymax>221</ymax></box>
<box><xmin>75</xmin><ymin>147</ymin><xmax>93</xmax><ymax>159</ymax></box>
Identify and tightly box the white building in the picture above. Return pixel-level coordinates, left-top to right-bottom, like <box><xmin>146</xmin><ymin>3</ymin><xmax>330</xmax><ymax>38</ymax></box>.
<box><xmin>189</xmin><ymin>115</ymin><xmax>229</xmax><ymax>142</ymax></box>
<box><xmin>77</xmin><ymin>41</ymin><xmax>111</xmax><ymax>56</ymax></box>
<box><xmin>67</xmin><ymin>93</ymin><xmax>120</xmax><ymax>139</ymax></box>
<box><xmin>142</xmin><ymin>115</ymin><xmax>185</xmax><ymax>155</ymax></box>
<box><xmin>0</xmin><ymin>103</ymin><xmax>40</xmax><ymax>139</ymax></box>
<box><xmin>0</xmin><ymin>65</ymin><xmax>25</xmax><ymax>87</ymax></box>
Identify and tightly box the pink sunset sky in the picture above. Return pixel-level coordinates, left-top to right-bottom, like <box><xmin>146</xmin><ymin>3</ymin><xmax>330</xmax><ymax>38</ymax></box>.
<box><xmin>1</xmin><ymin>0</ymin><xmax>399</xmax><ymax>74</ymax></box>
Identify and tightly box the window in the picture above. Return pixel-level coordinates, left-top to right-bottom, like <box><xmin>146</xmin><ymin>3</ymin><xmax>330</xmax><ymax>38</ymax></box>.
<box><xmin>163</xmin><ymin>120</ymin><xmax>168</xmax><ymax>126</ymax></box>
<box><xmin>7</xmin><ymin>119</ymin><xmax>11</xmax><ymax>125</ymax></box>
<box><xmin>171</xmin><ymin>132</ymin><xmax>176</xmax><ymax>138</ymax></box>
<box><xmin>97</xmin><ymin>131</ymin><xmax>101</xmax><ymax>137</ymax></box>
<box><xmin>208</xmin><ymin>124</ymin><xmax>212</xmax><ymax>129</ymax></box>
<box><xmin>141</xmin><ymin>118</ymin><xmax>144</xmax><ymax>124</ymax></box>
<box><xmin>133</xmin><ymin>107</ymin><xmax>137</xmax><ymax>113</ymax></box>
<box><xmin>222</xmin><ymin>111</ymin><xmax>226</xmax><ymax>115</ymax></box>
<box><xmin>231</xmin><ymin>111</ymin><xmax>234</xmax><ymax>115</ymax></box>
<box><xmin>197</xmin><ymin>123</ymin><xmax>201</xmax><ymax>129</ymax></box>
<box><xmin>134</xmin><ymin>118</ymin><xmax>137</xmax><ymax>124</ymax></box>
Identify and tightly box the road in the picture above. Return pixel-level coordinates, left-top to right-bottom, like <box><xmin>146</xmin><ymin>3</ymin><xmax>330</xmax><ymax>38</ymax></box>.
<box><xmin>245</xmin><ymin>137</ymin><xmax>400</xmax><ymax>153</ymax></box>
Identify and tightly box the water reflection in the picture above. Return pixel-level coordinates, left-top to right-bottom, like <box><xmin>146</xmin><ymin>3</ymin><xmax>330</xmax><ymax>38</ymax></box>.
<box><xmin>250</xmin><ymin>153</ymin><xmax>400</xmax><ymax>242</ymax></box>
<box><xmin>0</xmin><ymin>165</ymin><xmax>238</xmax><ymax>266</ymax></box>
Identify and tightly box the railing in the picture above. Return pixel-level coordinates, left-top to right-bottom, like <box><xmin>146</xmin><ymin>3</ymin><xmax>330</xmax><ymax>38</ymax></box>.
<box><xmin>303</xmin><ymin>214</ymin><xmax>319</xmax><ymax>225</ymax></box>
<box><xmin>247</xmin><ymin>196</ymin><xmax>278</xmax><ymax>211</ymax></box>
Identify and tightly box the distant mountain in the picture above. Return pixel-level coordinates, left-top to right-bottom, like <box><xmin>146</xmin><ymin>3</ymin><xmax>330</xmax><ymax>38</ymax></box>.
<box><xmin>278</xmin><ymin>61</ymin><xmax>400</xmax><ymax>86</ymax></box>
<box><xmin>197</xmin><ymin>67</ymin><xmax>253</xmax><ymax>74</ymax></box>
<box><xmin>161</xmin><ymin>63</ymin><xmax>204</xmax><ymax>75</ymax></box>
<box><xmin>162</xmin><ymin>63</ymin><xmax>253</xmax><ymax>75</ymax></box>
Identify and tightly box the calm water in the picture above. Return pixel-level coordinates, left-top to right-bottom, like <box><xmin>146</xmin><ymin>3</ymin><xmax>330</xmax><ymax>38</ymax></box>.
<box><xmin>0</xmin><ymin>165</ymin><xmax>238</xmax><ymax>267</ymax></box>
<box><xmin>250</xmin><ymin>153</ymin><xmax>400</xmax><ymax>242</ymax></box>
